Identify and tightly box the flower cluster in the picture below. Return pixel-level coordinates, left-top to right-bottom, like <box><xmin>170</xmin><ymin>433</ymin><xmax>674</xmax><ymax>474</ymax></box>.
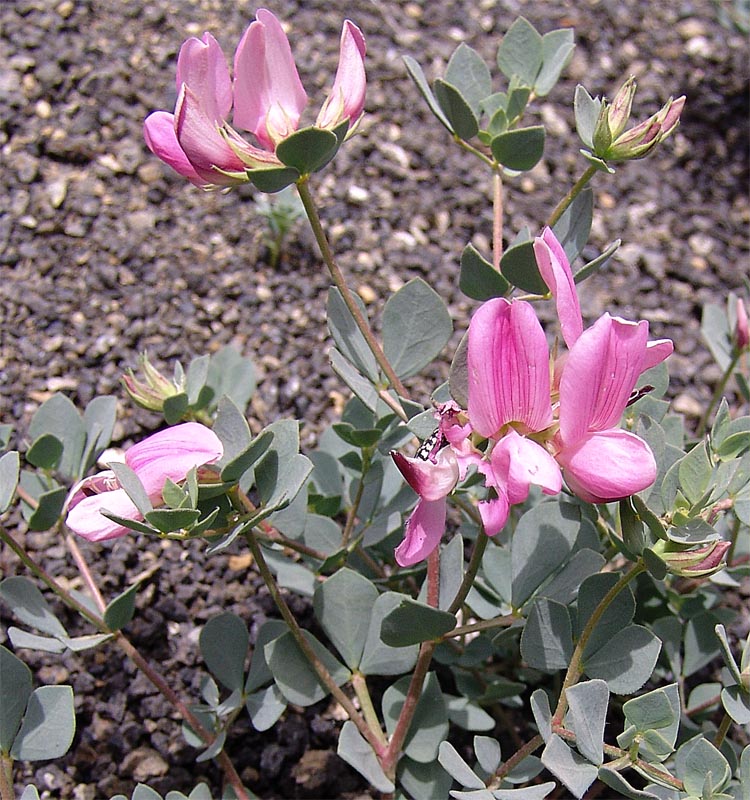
<box><xmin>143</xmin><ymin>9</ymin><xmax>365</xmax><ymax>188</ymax></box>
<box><xmin>392</xmin><ymin>229</ymin><xmax>674</xmax><ymax>566</ymax></box>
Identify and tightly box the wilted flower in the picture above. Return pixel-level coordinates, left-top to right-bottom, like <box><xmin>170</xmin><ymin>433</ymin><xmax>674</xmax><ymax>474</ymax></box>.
<box><xmin>143</xmin><ymin>9</ymin><xmax>366</xmax><ymax>189</ymax></box>
<box><xmin>122</xmin><ymin>353</ymin><xmax>181</xmax><ymax>413</ymax></box>
<box><xmin>66</xmin><ymin>423</ymin><xmax>223</xmax><ymax>542</ymax></box>
<box><xmin>591</xmin><ymin>77</ymin><xmax>685</xmax><ymax>163</ymax></box>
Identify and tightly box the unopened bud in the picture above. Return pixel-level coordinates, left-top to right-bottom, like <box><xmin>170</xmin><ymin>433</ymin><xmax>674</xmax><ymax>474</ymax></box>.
<box><xmin>122</xmin><ymin>353</ymin><xmax>181</xmax><ymax>412</ymax></box>
<box><xmin>735</xmin><ymin>297</ymin><xmax>749</xmax><ymax>352</ymax></box>
<box><xmin>657</xmin><ymin>539</ymin><xmax>730</xmax><ymax>578</ymax></box>
<box><xmin>607</xmin><ymin>77</ymin><xmax>637</xmax><ymax>139</ymax></box>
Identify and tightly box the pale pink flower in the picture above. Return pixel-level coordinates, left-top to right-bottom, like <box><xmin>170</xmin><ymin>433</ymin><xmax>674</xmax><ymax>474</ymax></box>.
<box><xmin>144</xmin><ymin>11</ymin><xmax>366</xmax><ymax>188</ymax></box>
<box><xmin>735</xmin><ymin>297</ymin><xmax>749</xmax><ymax>352</ymax></box>
<box><xmin>66</xmin><ymin>423</ymin><xmax>223</xmax><ymax>542</ymax></box>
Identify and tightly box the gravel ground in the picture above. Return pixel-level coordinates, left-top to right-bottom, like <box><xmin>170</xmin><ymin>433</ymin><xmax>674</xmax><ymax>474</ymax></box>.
<box><xmin>0</xmin><ymin>0</ymin><xmax>748</xmax><ymax>797</ymax></box>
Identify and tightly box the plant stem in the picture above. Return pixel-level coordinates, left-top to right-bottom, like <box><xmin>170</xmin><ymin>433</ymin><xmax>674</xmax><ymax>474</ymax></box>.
<box><xmin>351</xmin><ymin>672</ymin><xmax>388</xmax><ymax>749</ymax></box>
<box><xmin>547</xmin><ymin>164</ymin><xmax>597</xmax><ymax>228</ymax></box>
<box><xmin>427</xmin><ymin>547</ymin><xmax>440</xmax><ymax>608</ymax></box>
<box><xmin>696</xmin><ymin>351</ymin><xmax>740</xmax><ymax>437</ymax></box>
<box><xmin>342</xmin><ymin>451</ymin><xmax>370</xmax><ymax>547</ymax></box>
<box><xmin>488</xmin><ymin>734</ymin><xmax>544</xmax><ymax>787</ymax></box>
<box><xmin>448</xmin><ymin>528</ymin><xmax>488</xmax><ymax>615</ymax></box>
<box><xmin>440</xmin><ymin>614</ymin><xmax>515</xmax><ymax>641</ymax></box>
<box><xmin>493</xmin><ymin>169</ymin><xmax>504</xmax><ymax>270</ymax></box>
<box><xmin>713</xmin><ymin>712</ymin><xmax>733</xmax><ymax>748</ymax></box>
<box><xmin>552</xmin><ymin>561</ymin><xmax>645</xmax><ymax>725</ymax></box>
<box><xmin>296</xmin><ymin>179</ymin><xmax>408</xmax><ymax>399</ymax></box>
<box><xmin>244</xmin><ymin>530</ymin><xmax>385</xmax><ymax>756</ymax></box>
<box><xmin>64</xmin><ymin>529</ymin><xmax>107</xmax><ymax>613</ymax></box>
<box><xmin>0</xmin><ymin>755</ymin><xmax>14</xmax><ymax>800</ymax></box>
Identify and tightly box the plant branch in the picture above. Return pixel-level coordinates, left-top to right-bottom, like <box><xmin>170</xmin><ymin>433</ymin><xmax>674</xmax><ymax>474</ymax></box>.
<box><xmin>342</xmin><ymin>452</ymin><xmax>370</xmax><ymax>547</ymax></box>
<box><xmin>244</xmin><ymin>530</ymin><xmax>385</xmax><ymax>756</ymax></box>
<box><xmin>0</xmin><ymin>754</ymin><xmax>14</xmax><ymax>800</ymax></box>
<box><xmin>351</xmin><ymin>672</ymin><xmax>388</xmax><ymax>749</ymax></box>
<box><xmin>493</xmin><ymin>169</ymin><xmax>504</xmax><ymax>270</ymax></box>
<box><xmin>440</xmin><ymin>614</ymin><xmax>515</xmax><ymax>641</ymax></box>
<box><xmin>696</xmin><ymin>350</ymin><xmax>740</xmax><ymax>437</ymax></box>
<box><xmin>448</xmin><ymin>526</ymin><xmax>488</xmax><ymax>615</ymax></box>
<box><xmin>296</xmin><ymin>178</ymin><xmax>408</xmax><ymax>399</ymax></box>
<box><xmin>547</xmin><ymin>164</ymin><xmax>597</xmax><ymax>228</ymax></box>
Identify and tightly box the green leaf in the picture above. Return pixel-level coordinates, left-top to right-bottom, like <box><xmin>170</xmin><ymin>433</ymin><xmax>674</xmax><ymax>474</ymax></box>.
<box><xmin>400</xmin><ymin>757</ymin><xmax>454</xmax><ymax>800</ymax></box>
<box><xmin>530</xmin><ymin>689</ymin><xmax>552</xmax><ymax>741</ymax></box>
<box><xmin>434</xmin><ymin>79</ymin><xmax>479</xmax><ymax>141</ymax></box>
<box><xmin>500</xmin><ymin>238</ymin><xmax>547</xmax><ymax>295</ymax></box>
<box><xmin>144</xmin><ymin>507</ymin><xmax>201</xmax><ymax>533</ymax></box>
<box><xmin>445</xmin><ymin>696</ymin><xmax>495</xmax><ymax>731</ymax></box>
<box><xmin>327</xmin><ymin>287</ymin><xmax>379</xmax><ymax>383</ymax></box>
<box><xmin>25</xmin><ymin>485</ymin><xmax>67</xmax><ymax>532</ymax></box>
<box><xmin>438</xmin><ymin>741</ymin><xmax>485</xmax><ymax>788</ymax></box>
<box><xmin>459</xmin><ymin>244</ymin><xmax>510</xmax><ymax>301</ymax></box>
<box><xmin>204</xmin><ymin>345</ymin><xmax>256</xmax><ymax>415</ymax></box>
<box><xmin>678</xmin><ymin>441</ymin><xmax>712</xmax><ymax>504</ymax></box>
<box><xmin>491</xmin><ymin>127</ymin><xmax>545</xmax><ymax>172</ymax></box>
<box><xmin>0</xmin><ymin>577</ymin><xmax>67</xmax><ymax>638</ymax></box>
<box><xmin>10</xmin><ymin>685</ymin><xmax>75</xmax><ymax>761</ymax></box>
<box><xmin>491</xmin><ymin>785</ymin><xmax>556</xmax><ymax>800</ymax></box>
<box><xmin>247</xmin><ymin>165</ymin><xmax>300</xmax><ymax>193</ymax></box>
<box><xmin>337</xmin><ymin>721</ymin><xmax>395</xmax><ymax>793</ymax></box>
<box><xmin>26</xmin><ymin>434</ymin><xmax>63</xmax><ymax>470</ymax></box>
<box><xmin>551</xmin><ymin>187</ymin><xmax>593</xmax><ymax>265</ymax></box>
<box><xmin>512</xmin><ymin>501</ymin><xmax>582</xmax><ymax>607</ymax></box>
<box><xmin>331</xmin><ymin>423</ymin><xmax>382</xmax><ymax>449</ymax></box>
<box><xmin>537</xmin><ymin>549</ymin><xmax>605</xmax><ymax>606</ymax></box>
<box><xmin>246</xmin><ymin>684</ymin><xmax>286</xmax><ymax>732</ymax></box>
<box><xmin>81</xmin><ymin>396</ymin><xmax>118</xmax><ymax>473</ymax></box>
<box><xmin>506</xmin><ymin>86</ymin><xmax>531</xmax><ymax>124</ymax></box>
<box><xmin>220</xmin><ymin>430</ymin><xmax>273</xmax><ymax>484</ymax></box>
<box><xmin>214</xmin><ymin>396</ymin><xmax>252</xmax><ymax>470</ymax></box>
<box><xmin>445</xmin><ymin>43</ymin><xmax>492</xmax><ymax>116</ymax></box>
<box><xmin>403</xmin><ymin>55</ymin><xmax>452</xmax><ymax>133</ymax></box>
<box><xmin>7</xmin><ymin>629</ymin><xmax>65</xmax><ymax>654</ymax></box>
<box><xmin>701</xmin><ymin>302</ymin><xmax>732</xmax><ymax>371</ymax></box>
<box><xmin>275</xmin><ymin>127</ymin><xmax>339</xmax><ymax>174</ymax></box>
<box><xmin>597</xmin><ymin>768</ymin><xmax>660</xmax><ymax>799</ymax></box>
<box><xmin>678</xmin><ymin>737</ymin><xmax>731</xmax><ymax>795</ymax></box>
<box><xmin>28</xmin><ymin>394</ymin><xmax>85</xmax><ymax>479</ymax></box>
<box><xmin>583</xmin><ymin>625</ymin><xmax>661</xmax><ymax>694</ymax></box>
<box><xmin>163</xmin><ymin>392</ymin><xmax>189</xmax><ymax>425</ymax></box>
<box><xmin>714</xmin><ymin>623</ymin><xmax>744</xmax><ymax>685</ymax></box>
<box><xmin>497</xmin><ymin>17</ymin><xmax>543</xmax><ymax>86</ymax></box>
<box><xmin>313</xmin><ymin>569</ymin><xmax>379</xmax><ymax>670</ymax></box>
<box><xmin>535</xmin><ymin>28</ymin><xmax>575</xmax><ymax>96</ymax></box>
<box><xmin>103</xmin><ymin>581</ymin><xmax>140</xmax><ymax>632</ymax></box>
<box><xmin>0</xmin><ymin>645</ymin><xmax>33</xmax><ymax>752</ymax></box>
<box><xmin>244</xmin><ymin>620</ymin><xmax>287</xmax><ymax>693</ymax></box>
<box><xmin>721</xmin><ymin>684</ymin><xmax>750</xmax><ymax>724</ymax></box>
<box><xmin>520</xmin><ymin>597</ymin><xmax>573</xmax><ymax>671</ymax></box>
<box><xmin>541</xmin><ymin>734</ymin><xmax>598</xmax><ymax>799</ymax></box>
<box><xmin>684</xmin><ymin>611</ymin><xmax>723</xmax><ymax>677</ymax></box>
<box><xmin>380</xmin><ymin>598</ymin><xmax>456</xmax><ymax>646</ymax></box>
<box><xmin>573</xmin><ymin>85</ymin><xmax>602</xmax><ymax>150</ymax></box>
<box><xmin>565</xmin><ymin>680</ymin><xmax>608</xmax><ymax>765</ymax></box>
<box><xmin>0</xmin><ymin>451</ymin><xmax>19</xmax><ymax>513</ymax></box>
<box><xmin>107</xmin><ymin>461</ymin><xmax>153</xmax><ymax>516</ymax></box>
<box><xmin>382</xmin><ymin>278</ymin><xmax>453</xmax><ymax>379</ymax></box>
<box><xmin>574</xmin><ymin>239</ymin><xmax>621</xmax><ymax>284</ymax></box>
<box><xmin>474</xmin><ymin>735</ymin><xmax>502</xmax><ymax>775</ymax></box>
<box><xmin>449</xmin><ymin>331</ymin><xmax>469</xmax><ymax>409</ymax></box>
<box><xmin>383</xmin><ymin>672</ymin><xmax>448</xmax><ymax>763</ymax></box>
<box><xmin>19</xmin><ymin>787</ymin><xmax>41</xmax><ymax>800</ymax></box>
<box><xmin>359</xmin><ymin>592</ymin><xmax>419</xmax><ymax>676</ymax></box>
<box><xmin>265</xmin><ymin>629</ymin><xmax>350</xmax><ymax>706</ymax></box>
<box><xmin>329</xmin><ymin>349</ymin><xmax>379</xmax><ymax>412</ymax></box>
<box><xmin>200</xmin><ymin>613</ymin><xmax>248</xmax><ymax>692</ymax></box>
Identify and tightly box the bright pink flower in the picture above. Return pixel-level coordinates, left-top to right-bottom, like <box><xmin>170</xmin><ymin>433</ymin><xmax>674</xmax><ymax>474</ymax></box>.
<box><xmin>66</xmin><ymin>423</ymin><xmax>223</xmax><ymax>542</ymax></box>
<box><xmin>144</xmin><ymin>11</ymin><xmax>366</xmax><ymax>188</ymax></box>
<box><xmin>555</xmin><ymin>314</ymin><xmax>673</xmax><ymax>502</ymax></box>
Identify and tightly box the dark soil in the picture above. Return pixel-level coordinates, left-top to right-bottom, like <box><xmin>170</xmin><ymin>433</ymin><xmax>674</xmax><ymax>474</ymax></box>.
<box><xmin>1</xmin><ymin>0</ymin><xmax>748</xmax><ymax>798</ymax></box>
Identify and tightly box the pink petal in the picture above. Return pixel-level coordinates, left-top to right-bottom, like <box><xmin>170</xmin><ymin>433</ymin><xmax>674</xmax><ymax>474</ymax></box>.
<box><xmin>643</xmin><ymin>338</ymin><xmax>674</xmax><ymax>371</ymax></box>
<box><xmin>66</xmin><ymin>487</ymin><xmax>142</xmax><ymax>542</ymax></box>
<box><xmin>392</xmin><ymin>449</ymin><xmax>459</xmax><ymax>502</ymax></box>
<box><xmin>395</xmin><ymin>498</ymin><xmax>446</xmax><ymax>566</ymax></box>
<box><xmin>176</xmin><ymin>32</ymin><xmax>232</xmax><ymax>122</ymax></box>
<box><xmin>556</xmin><ymin>429</ymin><xmax>657</xmax><ymax>503</ymax></box>
<box><xmin>175</xmin><ymin>85</ymin><xmax>249</xmax><ymax>184</ymax></box>
<box><xmin>143</xmin><ymin>111</ymin><xmax>207</xmax><ymax>187</ymax></box>
<box><xmin>489</xmin><ymin>430</ymin><xmax>562</xmax><ymax>505</ymax></box>
<box><xmin>559</xmin><ymin>314</ymin><xmax>649</xmax><ymax>445</ymax></box>
<box><xmin>316</xmin><ymin>20</ymin><xmax>366</xmax><ymax>129</ymax></box>
<box><xmin>233</xmin><ymin>9</ymin><xmax>307</xmax><ymax>148</ymax></box>
<box><xmin>125</xmin><ymin>422</ymin><xmax>223</xmax><ymax>499</ymax></box>
<box><xmin>534</xmin><ymin>227</ymin><xmax>583</xmax><ymax>348</ymax></box>
<box><xmin>478</xmin><ymin>494</ymin><xmax>510</xmax><ymax>537</ymax></box>
<box><xmin>468</xmin><ymin>299</ymin><xmax>553</xmax><ymax>438</ymax></box>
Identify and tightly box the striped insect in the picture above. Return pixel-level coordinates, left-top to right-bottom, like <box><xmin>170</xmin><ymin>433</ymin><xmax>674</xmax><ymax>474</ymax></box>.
<box><xmin>415</xmin><ymin>427</ymin><xmax>445</xmax><ymax>461</ymax></box>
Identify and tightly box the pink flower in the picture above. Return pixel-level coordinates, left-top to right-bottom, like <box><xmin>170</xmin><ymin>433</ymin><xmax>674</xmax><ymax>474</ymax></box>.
<box><xmin>735</xmin><ymin>297</ymin><xmax>749</xmax><ymax>352</ymax></box>
<box><xmin>144</xmin><ymin>11</ymin><xmax>366</xmax><ymax>188</ymax></box>
<box><xmin>66</xmin><ymin>423</ymin><xmax>223</xmax><ymax>542</ymax></box>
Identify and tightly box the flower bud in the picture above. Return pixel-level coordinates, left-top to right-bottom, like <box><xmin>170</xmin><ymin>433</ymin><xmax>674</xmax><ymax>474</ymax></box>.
<box><xmin>591</xmin><ymin>77</ymin><xmax>685</xmax><ymax>163</ymax></box>
<box><xmin>122</xmin><ymin>353</ymin><xmax>181</xmax><ymax>412</ymax></box>
<box><xmin>735</xmin><ymin>297</ymin><xmax>749</xmax><ymax>352</ymax></box>
<box><xmin>657</xmin><ymin>539</ymin><xmax>730</xmax><ymax>578</ymax></box>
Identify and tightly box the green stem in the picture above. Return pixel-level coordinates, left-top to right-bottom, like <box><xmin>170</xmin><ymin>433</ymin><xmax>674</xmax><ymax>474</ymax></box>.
<box><xmin>488</xmin><ymin>734</ymin><xmax>544</xmax><ymax>787</ymax></box>
<box><xmin>342</xmin><ymin>451</ymin><xmax>370</xmax><ymax>547</ymax></box>
<box><xmin>244</xmin><ymin>530</ymin><xmax>385</xmax><ymax>756</ymax></box>
<box><xmin>493</xmin><ymin>169</ymin><xmax>504</xmax><ymax>271</ymax></box>
<box><xmin>547</xmin><ymin>164</ymin><xmax>597</xmax><ymax>228</ymax></box>
<box><xmin>351</xmin><ymin>672</ymin><xmax>388</xmax><ymax>749</ymax></box>
<box><xmin>713</xmin><ymin>712</ymin><xmax>733</xmax><ymax>748</ymax></box>
<box><xmin>453</xmin><ymin>136</ymin><xmax>495</xmax><ymax>169</ymax></box>
<box><xmin>440</xmin><ymin>614</ymin><xmax>515</xmax><ymax>641</ymax></box>
<box><xmin>448</xmin><ymin>527</ymin><xmax>488</xmax><ymax>615</ymax></box>
<box><xmin>296</xmin><ymin>179</ymin><xmax>408</xmax><ymax>399</ymax></box>
<box><xmin>696</xmin><ymin>351</ymin><xmax>741</xmax><ymax>437</ymax></box>
<box><xmin>552</xmin><ymin>561</ymin><xmax>645</xmax><ymax>725</ymax></box>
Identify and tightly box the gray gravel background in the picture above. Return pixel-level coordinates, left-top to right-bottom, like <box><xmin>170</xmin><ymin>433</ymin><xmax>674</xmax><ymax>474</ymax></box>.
<box><xmin>0</xmin><ymin>0</ymin><xmax>748</xmax><ymax>797</ymax></box>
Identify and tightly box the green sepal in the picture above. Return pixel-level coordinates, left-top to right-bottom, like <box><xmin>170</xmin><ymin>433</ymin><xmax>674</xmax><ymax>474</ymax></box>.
<box><xmin>275</xmin><ymin>127</ymin><xmax>339</xmax><ymax>175</ymax></box>
<box><xmin>246</xmin><ymin>166</ymin><xmax>300</xmax><ymax>193</ymax></box>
